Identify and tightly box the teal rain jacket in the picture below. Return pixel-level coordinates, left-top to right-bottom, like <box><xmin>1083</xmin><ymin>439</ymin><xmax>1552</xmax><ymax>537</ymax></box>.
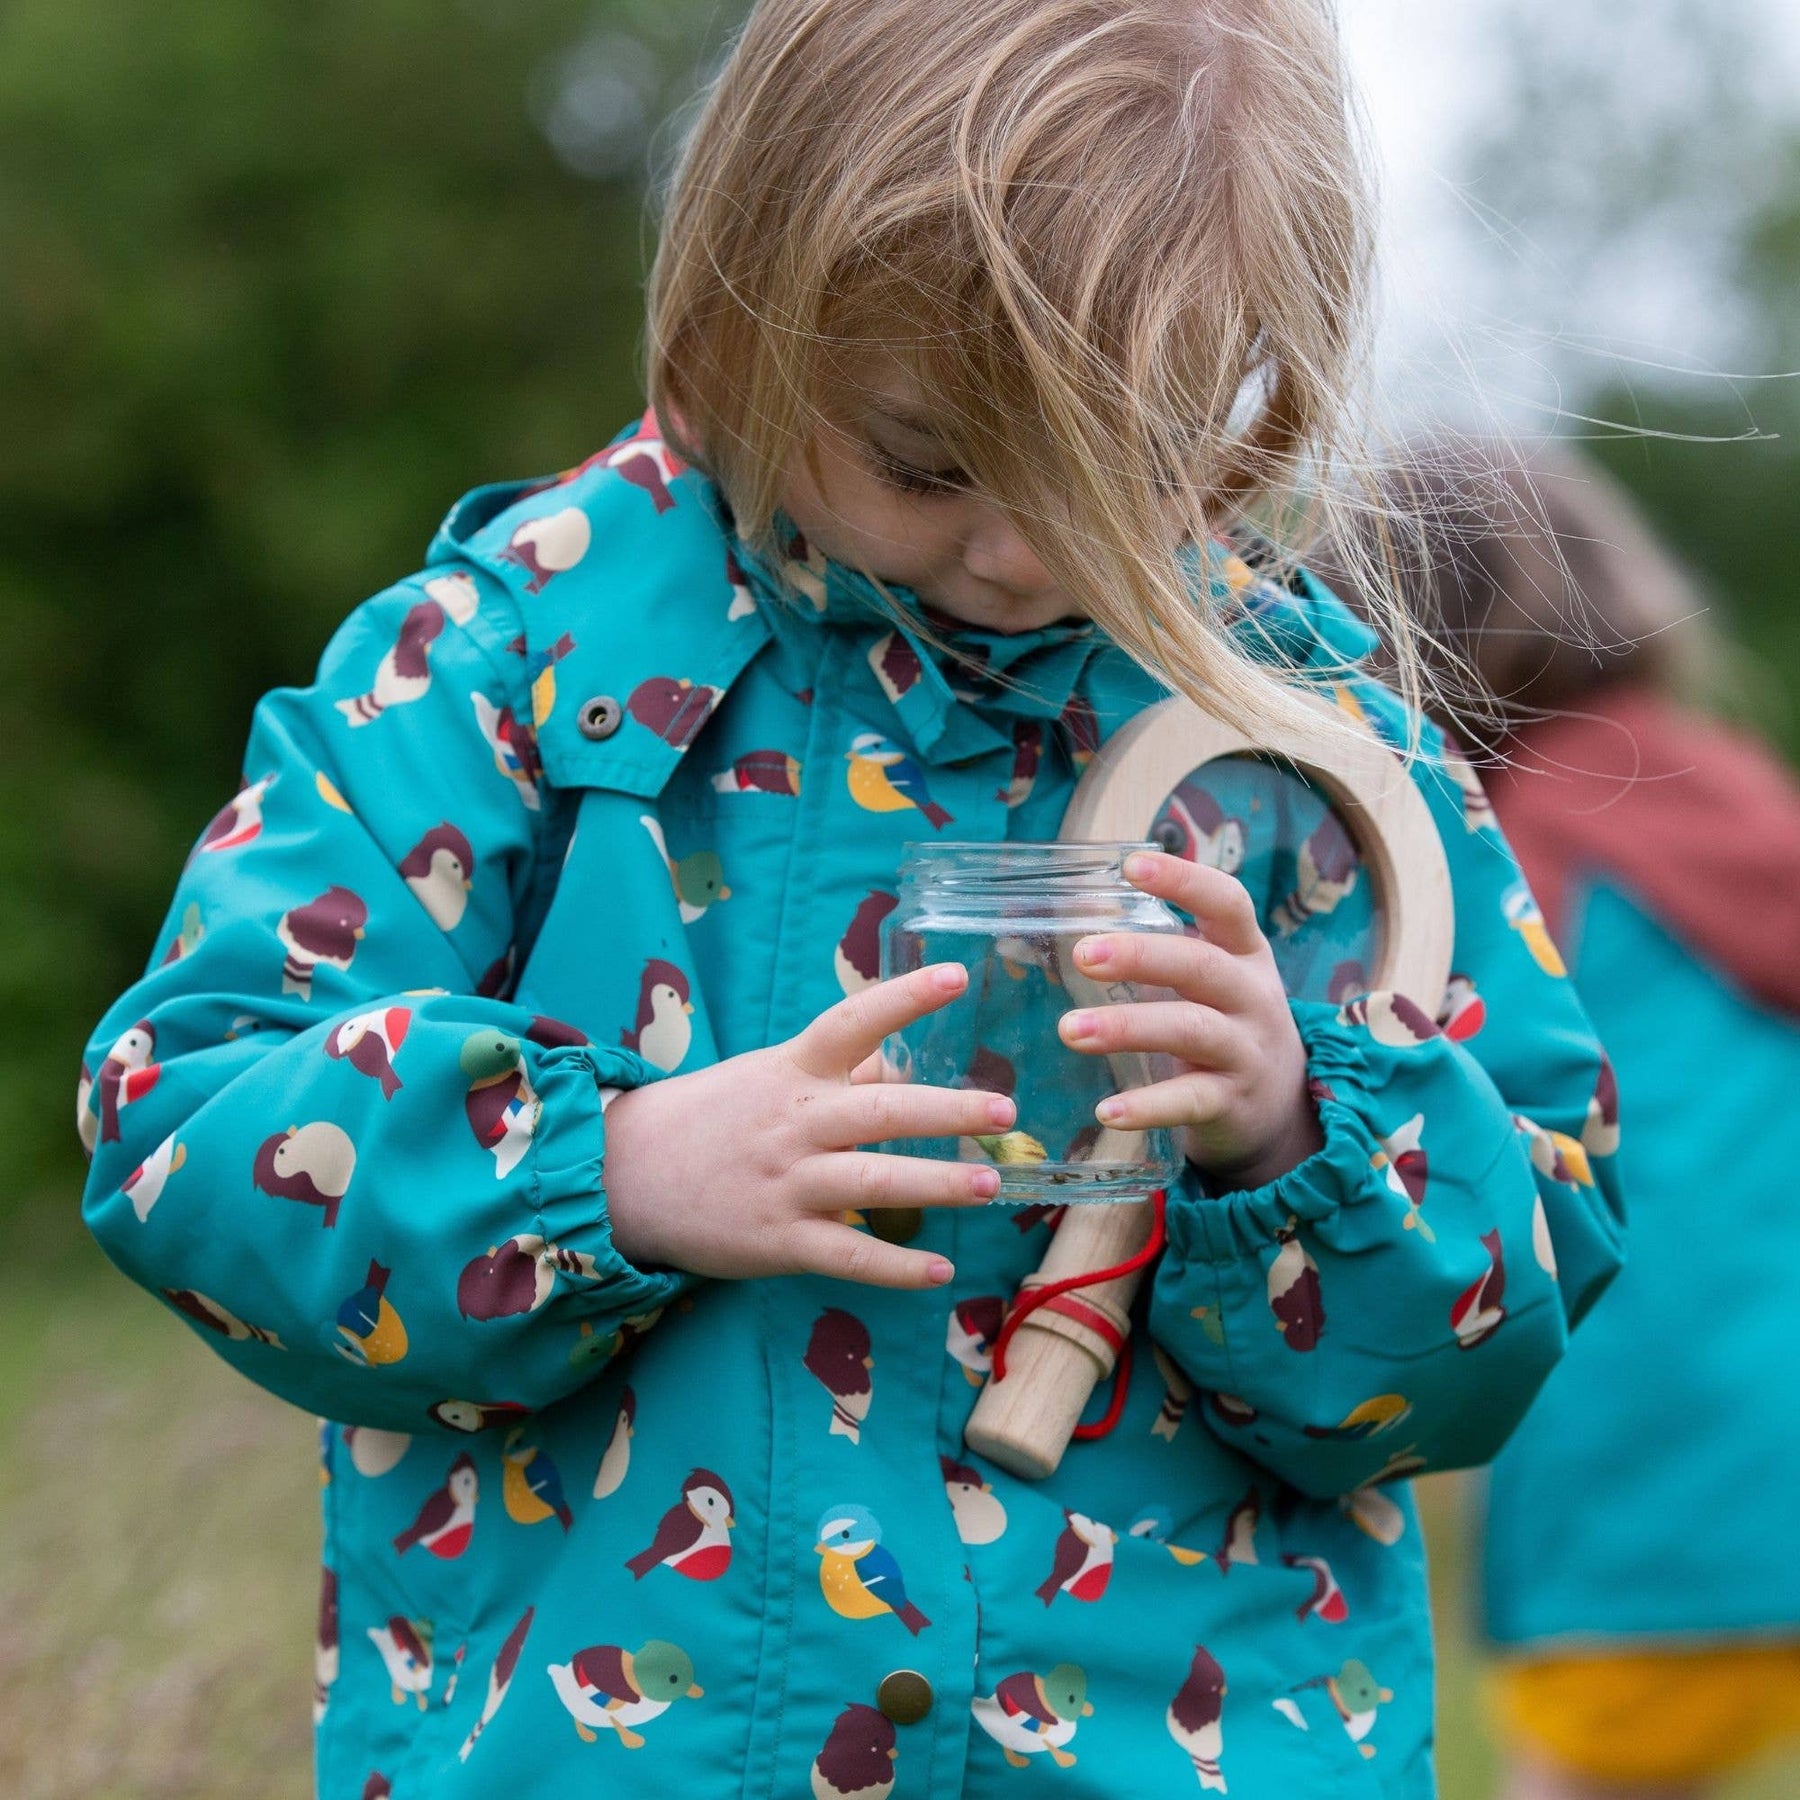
<box><xmin>78</xmin><ymin>417</ymin><xmax>1624</xmax><ymax>1799</ymax></box>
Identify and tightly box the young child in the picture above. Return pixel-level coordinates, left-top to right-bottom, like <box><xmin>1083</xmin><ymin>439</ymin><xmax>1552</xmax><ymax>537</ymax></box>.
<box><xmin>1368</xmin><ymin>444</ymin><xmax>1800</xmax><ymax>1800</ymax></box>
<box><xmin>75</xmin><ymin>4</ymin><xmax>1624</xmax><ymax>1795</ymax></box>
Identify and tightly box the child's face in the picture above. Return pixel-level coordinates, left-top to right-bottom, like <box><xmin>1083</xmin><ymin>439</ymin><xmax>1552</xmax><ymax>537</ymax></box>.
<box><xmin>779</xmin><ymin>358</ymin><xmax>1083</xmax><ymax>635</ymax></box>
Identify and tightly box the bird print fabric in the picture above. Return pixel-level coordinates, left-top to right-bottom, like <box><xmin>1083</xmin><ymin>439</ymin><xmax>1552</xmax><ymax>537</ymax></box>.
<box><xmin>78</xmin><ymin>418</ymin><xmax>1625</xmax><ymax>1797</ymax></box>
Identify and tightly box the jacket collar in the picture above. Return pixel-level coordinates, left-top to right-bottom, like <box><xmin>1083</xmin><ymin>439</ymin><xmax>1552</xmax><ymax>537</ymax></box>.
<box><xmin>425</xmin><ymin>414</ymin><xmax>1379</xmax><ymax>796</ymax></box>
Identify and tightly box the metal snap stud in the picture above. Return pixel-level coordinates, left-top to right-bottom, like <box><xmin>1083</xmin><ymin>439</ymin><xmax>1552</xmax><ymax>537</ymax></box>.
<box><xmin>577</xmin><ymin>695</ymin><xmax>623</xmax><ymax>740</ymax></box>
<box><xmin>876</xmin><ymin>1668</ymin><xmax>933</xmax><ymax>1725</ymax></box>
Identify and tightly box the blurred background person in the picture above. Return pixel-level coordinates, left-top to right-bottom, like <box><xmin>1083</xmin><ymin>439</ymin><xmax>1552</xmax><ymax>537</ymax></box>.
<box><xmin>1355</xmin><ymin>442</ymin><xmax>1800</xmax><ymax>1800</ymax></box>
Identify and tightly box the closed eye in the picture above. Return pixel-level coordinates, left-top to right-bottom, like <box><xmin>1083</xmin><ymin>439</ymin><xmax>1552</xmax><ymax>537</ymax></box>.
<box><xmin>869</xmin><ymin>447</ymin><xmax>968</xmax><ymax>497</ymax></box>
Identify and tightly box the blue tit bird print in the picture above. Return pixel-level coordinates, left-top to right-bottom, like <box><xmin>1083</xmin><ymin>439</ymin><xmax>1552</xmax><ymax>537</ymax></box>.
<box><xmin>815</xmin><ymin>1504</ymin><xmax>930</xmax><ymax>1635</ymax></box>
<box><xmin>844</xmin><ymin>732</ymin><xmax>952</xmax><ymax>829</ymax></box>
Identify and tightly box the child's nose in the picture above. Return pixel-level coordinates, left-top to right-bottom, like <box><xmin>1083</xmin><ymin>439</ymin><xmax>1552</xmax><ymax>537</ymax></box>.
<box><xmin>962</xmin><ymin>510</ymin><xmax>1054</xmax><ymax>594</ymax></box>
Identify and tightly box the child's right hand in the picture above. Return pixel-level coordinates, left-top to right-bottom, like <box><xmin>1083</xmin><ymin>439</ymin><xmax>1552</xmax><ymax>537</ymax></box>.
<box><xmin>602</xmin><ymin>963</ymin><xmax>1012</xmax><ymax>1288</ymax></box>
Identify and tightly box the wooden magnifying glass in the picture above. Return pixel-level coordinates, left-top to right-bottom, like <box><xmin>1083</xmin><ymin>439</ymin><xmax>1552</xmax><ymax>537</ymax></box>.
<box><xmin>962</xmin><ymin>690</ymin><xmax>1456</xmax><ymax>1479</ymax></box>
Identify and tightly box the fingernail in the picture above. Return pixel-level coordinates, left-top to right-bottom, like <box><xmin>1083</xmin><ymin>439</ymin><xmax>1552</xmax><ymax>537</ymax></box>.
<box><xmin>933</xmin><ymin>963</ymin><xmax>967</xmax><ymax>992</ymax></box>
<box><xmin>1123</xmin><ymin>852</ymin><xmax>1154</xmax><ymax>881</ymax></box>
<box><xmin>972</xmin><ymin>1168</ymin><xmax>1001</xmax><ymax>1197</ymax></box>
<box><xmin>1076</xmin><ymin>936</ymin><xmax>1111</xmax><ymax>966</ymax></box>
<box><xmin>1097</xmin><ymin>1097</ymin><xmax>1125</xmax><ymax>1123</ymax></box>
<box><xmin>987</xmin><ymin>1095</ymin><xmax>1016</xmax><ymax>1127</ymax></box>
<box><xmin>1063</xmin><ymin>1011</ymin><xmax>1097</xmax><ymax>1041</ymax></box>
<box><xmin>927</xmin><ymin>1258</ymin><xmax>955</xmax><ymax>1284</ymax></box>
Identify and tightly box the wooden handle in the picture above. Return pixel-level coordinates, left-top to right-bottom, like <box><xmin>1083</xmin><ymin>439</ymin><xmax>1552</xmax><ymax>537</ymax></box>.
<box><xmin>962</xmin><ymin>1174</ymin><xmax>1154</xmax><ymax>1480</ymax></box>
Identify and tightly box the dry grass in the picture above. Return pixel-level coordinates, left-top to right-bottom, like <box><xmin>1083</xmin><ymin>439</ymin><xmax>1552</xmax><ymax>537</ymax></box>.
<box><xmin>4</xmin><ymin>1240</ymin><xmax>1796</xmax><ymax>1798</ymax></box>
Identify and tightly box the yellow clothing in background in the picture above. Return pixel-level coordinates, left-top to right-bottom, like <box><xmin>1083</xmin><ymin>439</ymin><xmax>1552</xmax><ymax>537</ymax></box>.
<box><xmin>1490</xmin><ymin>1644</ymin><xmax>1800</xmax><ymax>1786</ymax></box>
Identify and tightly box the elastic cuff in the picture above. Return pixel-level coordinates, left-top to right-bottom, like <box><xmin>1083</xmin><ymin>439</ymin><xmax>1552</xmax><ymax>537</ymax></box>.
<box><xmin>528</xmin><ymin>1044</ymin><xmax>691</xmax><ymax>1317</ymax></box>
<box><xmin>1162</xmin><ymin>1000</ymin><xmax>1378</xmax><ymax>1267</ymax></box>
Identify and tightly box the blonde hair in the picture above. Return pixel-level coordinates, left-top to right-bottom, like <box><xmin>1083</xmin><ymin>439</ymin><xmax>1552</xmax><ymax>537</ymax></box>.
<box><xmin>647</xmin><ymin>0</ymin><xmax>1411</xmax><ymax>737</ymax></box>
<box><xmin>1347</xmin><ymin>439</ymin><xmax>1724</xmax><ymax>751</ymax></box>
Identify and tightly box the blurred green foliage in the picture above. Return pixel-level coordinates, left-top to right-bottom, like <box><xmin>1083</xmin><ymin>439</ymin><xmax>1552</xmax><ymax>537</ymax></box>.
<box><xmin>4</xmin><ymin>0</ymin><xmax>1797</xmax><ymax>1251</ymax></box>
<box><xmin>0</xmin><ymin>0</ymin><xmax>692</xmax><ymax>1232</ymax></box>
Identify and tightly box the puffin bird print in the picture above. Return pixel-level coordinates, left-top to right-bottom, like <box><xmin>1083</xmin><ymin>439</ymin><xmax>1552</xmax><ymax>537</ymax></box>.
<box><xmin>972</xmin><ymin>1665</ymin><xmax>1093</xmax><ymax>1770</ymax></box>
<box><xmin>497</xmin><ymin>508</ymin><xmax>591</xmax><ymax>594</ymax></box>
<box><xmin>1449</xmin><ymin>1230</ymin><xmax>1508</xmax><ymax>1349</ymax></box>
<box><xmin>427</xmin><ymin>1399</ymin><xmax>529</xmax><ymax>1436</ymax></box>
<box><xmin>1503</xmin><ymin>880</ymin><xmax>1568</xmax><ymax>977</ymax></box>
<box><xmin>804</xmin><ymin>1308</ymin><xmax>874</xmax><ymax>1442</ymax></box>
<box><xmin>457</xmin><ymin>1607</ymin><xmax>534</xmax><ymax>1763</ymax></box>
<box><xmin>342</xmin><ymin>1425</ymin><xmax>410</xmax><ymax>1477</ymax></box>
<box><xmin>546</xmin><ymin>1639</ymin><xmax>702</xmax><ymax>1747</ymax></box>
<box><xmin>812</xmin><ymin>1702</ymin><xmax>899</xmax><ymax>1800</ymax></box>
<box><xmin>1437</xmin><ymin>973</ymin><xmax>1486</xmax><ymax>1041</ymax></box>
<box><xmin>459</xmin><ymin>1031</ymin><xmax>541</xmax><ymax>1178</ymax></box>
<box><xmin>97</xmin><ymin>1021</ymin><xmax>159</xmax><ymax>1143</ymax></box>
<box><xmin>845</xmin><ymin>732</ymin><xmax>952</xmax><ymax>829</ymax></box>
<box><xmin>252</xmin><ymin>1120</ymin><xmax>357</xmax><ymax>1229</ymax></box>
<box><xmin>502</xmin><ymin>1428</ymin><xmax>575</xmax><ymax>1532</ymax></box>
<box><xmin>334</xmin><ymin>1260</ymin><xmax>408</xmax><ymax>1366</ymax></box>
<box><xmin>392</xmin><ymin>1454</ymin><xmax>478</xmax><ymax>1559</ymax></box>
<box><xmin>815</xmin><ymin>1504</ymin><xmax>929</xmax><ymax>1634</ymax></box>
<box><xmin>941</xmin><ymin>1455</ymin><xmax>1007</xmax><ymax>1546</ymax></box>
<box><xmin>367</xmin><ymin>1615</ymin><xmax>434</xmax><ymax>1708</ymax></box>
<box><xmin>323</xmin><ymin>1005</ymin><xmax>410</xmax><ymax>1099</ymax></box>
<box><xmin>336</xmin><ymin>600</ymin><xmax>445</xmax><ymax>725</ymax></box>
<box><xmin>196</xmin><ymin>774</ymin><xmax>274</xmax><ymax>855</ymax></box>
<box><xmin>619</xmin><ymin>957</ymin><xmax>695</xmax><ymax>1072</ymax></box>
<box><xmin>626</xmin><ymin>1468</ymin><xmax>735</xmax><ymax>1580</ymax></box>
<box><xmin>276</xmin><ymin>884</ymin><xmax>367</xmax><ymax>999</ymax></box>
<box><xmin>1166</xmin><ymin>1646</ymin><xmax>1227</xmax><ymax>1792</ymax></box>
<box><xmin>998</xmin><ymin>719</ymin><xmax>1044</xmax><ymax>808</ymax></box>
<box><xmin>398</xmin><ymin>822</ymin><xmax>476</xmax><ymax>931</ymax></box>
<box><xmin>1034</xmin><ymin>1511</ymin><xmax>1118</xmax><ymax>1606</ymax></box>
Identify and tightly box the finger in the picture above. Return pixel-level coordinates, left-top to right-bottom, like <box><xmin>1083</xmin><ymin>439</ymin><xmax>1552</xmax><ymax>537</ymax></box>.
<box><xmin>792</xmin><ymin>963</ymin><xmax>967</xmax><ymax>1080</ymax></box>
<box><xmin>1059</xmin><ymin>999</ymin><xmax>1237</xmax><ymax>1068</ymax></box>
<box><xmin>818</xmin><ymin>1081</ymin><xmax>1016</xmax><ymax>1147</ymax></box>
<box><xmin>1093</xmin><ymin>1069</ymin><xmax>1231</xmax><ymax>1132</ymax></box>
<box><xmin>848</xmin><ymin>1050</ymin><xmax>888</xmax><ymax>1085</ymax></box>
<box><xmin>1121</xmin><ymin>849</ymin><xmax>1266</xmax><ymax>955</ymax></box>
<box><xmin>781</xmin><ymin>1218</ymin><xmax>956</xmax><ymax>1290</ymax></box>
<box><xmin>1068</xmin><ymin>928</ymin><xmax>1254</xmax><ymax>1011</ymax></box>
<box><xmin>801</xmin><ymin>1148</ymin><xmax>1002</xmax><ymax>1213</ymax></box>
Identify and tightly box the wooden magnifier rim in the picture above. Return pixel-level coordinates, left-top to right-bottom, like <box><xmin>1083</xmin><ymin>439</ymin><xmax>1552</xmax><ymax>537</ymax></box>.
<box><xmin>1057</xmin><ymin>690</ymin><xmax>1455</xmax><ymax>1005</ymax></box>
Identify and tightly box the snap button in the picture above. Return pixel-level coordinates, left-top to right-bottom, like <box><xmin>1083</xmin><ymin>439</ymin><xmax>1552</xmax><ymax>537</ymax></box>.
<box><xmin>577</xmin><ymin>695</ymin><xmax>623</xmax><ymax>740</ymax></box>
<box><xmin>876</xmin><ymin>1668</ymin><xmax>933</xmax><ymax>1725</ymax></box>
<box><xmin>867</xmin><ymin>1207</ymin><xmax>922</xmax><ymax>1244</ymax></box>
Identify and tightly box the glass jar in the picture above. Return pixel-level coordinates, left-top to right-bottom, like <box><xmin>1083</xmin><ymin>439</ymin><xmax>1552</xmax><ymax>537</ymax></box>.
<box><xmin>878</xmin><ymin>841</ymin><xmax>1186</xmax><ymax>1204</ymax></box>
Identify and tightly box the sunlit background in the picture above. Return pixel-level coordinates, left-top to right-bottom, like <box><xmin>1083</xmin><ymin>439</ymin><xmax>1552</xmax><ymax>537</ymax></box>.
<box><xmin>4</xmin><ymin>3</ymin><xmax>1795</xmax><ymax>1792</ymax></box>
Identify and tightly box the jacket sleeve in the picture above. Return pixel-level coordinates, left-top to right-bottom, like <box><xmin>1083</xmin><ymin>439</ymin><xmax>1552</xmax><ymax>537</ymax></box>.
<box><xmin>1146</xmin><ymin>718</ymin><xmax>1626</xmax><ymax>1499</ymax></box>
<box><xmin>76</xmin><ymin>562</ymin><xmax>693</xmax><ymax>1434</ymax></box>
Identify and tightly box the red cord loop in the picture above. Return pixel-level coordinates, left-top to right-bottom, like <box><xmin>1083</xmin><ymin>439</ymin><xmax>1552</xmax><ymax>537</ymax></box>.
<box><xmin>987</xmin><ymin>1187</ymin><xmax>1168</xmax><ymax>1446</ymax></box>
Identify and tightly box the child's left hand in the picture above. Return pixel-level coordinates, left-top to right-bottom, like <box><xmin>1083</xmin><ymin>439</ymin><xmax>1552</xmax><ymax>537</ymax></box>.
<box><xmin>1057</xmin><ymin>848</ymin><xmax>1324</xmax><ymax>1191</ymax></box>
